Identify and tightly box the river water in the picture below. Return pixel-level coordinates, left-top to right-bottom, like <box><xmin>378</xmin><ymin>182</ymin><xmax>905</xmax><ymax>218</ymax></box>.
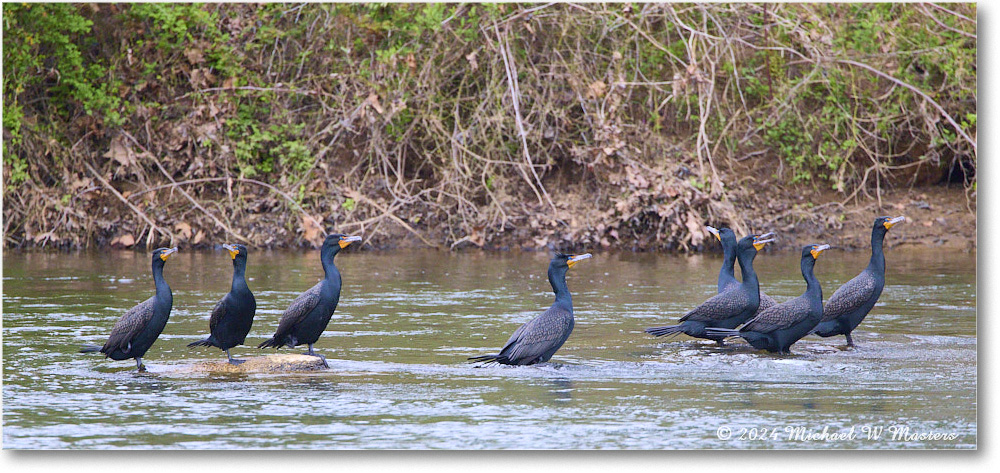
<box><xmin>2</xmin><ymin>247</ymin><xmax>976</xmax><ymax>449</ymax></box>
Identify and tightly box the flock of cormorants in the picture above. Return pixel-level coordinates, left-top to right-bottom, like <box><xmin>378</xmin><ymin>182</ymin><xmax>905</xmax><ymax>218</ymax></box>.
<box><xmin>79</xmin><ymin>216</ymin><xmax>904</xmax><ymax>372</ymax></box>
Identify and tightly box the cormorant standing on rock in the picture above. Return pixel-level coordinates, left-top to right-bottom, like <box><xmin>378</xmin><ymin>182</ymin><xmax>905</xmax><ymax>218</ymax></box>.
<box><xmin>258</xmin><ymin>233</ymin><xmax>361</xmax><ymax>367</ymax></box>
<box><xmin>188</xmin><ymin>243</ymin><xmax>256</xmax><ymax>364</ymax></box>
<box><xmin>80</xmin><ymin>247</ymin><xmax>178</xmax><ymax>372</ymax></box>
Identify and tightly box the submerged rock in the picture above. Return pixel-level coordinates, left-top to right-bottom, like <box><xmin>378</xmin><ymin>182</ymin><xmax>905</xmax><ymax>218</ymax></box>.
<box><xmin>182</xmin><ymin>354</ymin><xmax>328</xmax><ymax>374</ymax></box>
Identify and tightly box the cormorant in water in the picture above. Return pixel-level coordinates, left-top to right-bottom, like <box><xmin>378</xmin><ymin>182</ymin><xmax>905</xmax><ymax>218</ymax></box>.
<box><xmin>707</xmin><ymin>244</ymin><xmax>830</xmax><ymax>353</ymax></box>
<box><xmin>706</xmin><ymin>226</ymin><xmax>779</xmax><ymax>315</ymax></box>
<box><xmin>812</xmin><ymin>216</ymin><xmax>905</xmax><ymax>347</ymax></box>
<box><xmin>258</xmin><ymin>233</ymin><xmax>361</xmax><ymax>367</ymax></box>
<box><xmin>645</xmin><ymin>234</ymin><xmax>774</xmax><ymax>345</ymax></box>
<box><xmin>80</xmin><ymin>247</ymin><xmax>178</xmax><ymax>371</ymax></box>
<box><xmin>188</xmin><ymin>243</ymin><xmax>256</xmax><ymax>364</ymax></box>
<box><xmin>469</xmin><ymin>253</ymin><xmax>592</xmax><ymax>365</ymax></box>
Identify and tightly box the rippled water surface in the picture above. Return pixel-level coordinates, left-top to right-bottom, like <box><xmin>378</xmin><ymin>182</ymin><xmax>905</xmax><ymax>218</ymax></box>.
<box><xmin>2</xmin><ymin>247</ymin><xmax>976</xmax><ymax>449</ymax></box>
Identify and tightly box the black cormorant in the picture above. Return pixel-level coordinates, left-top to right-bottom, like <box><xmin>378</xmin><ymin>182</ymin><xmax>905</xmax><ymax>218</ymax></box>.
<box><xmin>706</xmin><ymin>226</ymin><xmax>779</xmax><ymax>314</ymax></box>
<box><xmin>645</xmin><ymin>234</ymin><xmax>773</xmax><ymax>345</ymax></box>
<box><xmin>79</xmin><ymin>247</ymin><xmax>178</xmax><ymax>371</ymax></box>
<box><xmin>469</xmin><ymin>253</ymin><xmax>592</xmax><ymax>365</ymax></box>
<box><xmin>188</xmin><ymin>244</ymin><xmax>256</xmax><ymax>364</ymax></box>
<box><xmin>257</xmin><ymin>233</ymin><xmax>361</xmax><ymax>367</ymax></box>
<box><xmin>812</xmin><ymin>216</ymin><xmax>905</xmax><ymax>347</ymax></box>
<box><xmin>707</xmin><ymin>244</ymin><xmax>830</xmax><ymax>353</ymax></box>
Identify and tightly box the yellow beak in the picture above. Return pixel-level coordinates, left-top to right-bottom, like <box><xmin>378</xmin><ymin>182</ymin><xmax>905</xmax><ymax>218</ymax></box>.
<box><xmin>567</xmin><ymin>253</ymin><xmax>593</xmax><ymax>269</ymax></box>
<box><xmin>810</xmin><ymin>244</ymin><xmax>830</xmax><ymax>259</ymax></box>
<box><xmin>884</xmin><ymin>216</ymin><xmax>906</xmax><ymax>230</ymax></box>
<box><xmin>160</xmin><ymin>247</ymin><xmax>179</xmax><ymax>261</ymax></box>
<box><xmin>339</xmin><ymin>235</ymin><xmax>362</xmax><ymax>249</ymax></box>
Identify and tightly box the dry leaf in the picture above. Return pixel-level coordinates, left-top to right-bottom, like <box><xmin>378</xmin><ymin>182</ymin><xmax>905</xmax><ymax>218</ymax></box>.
<box><xmin>185</xmin><ymin>48</ymin><xmax>205</xmax><ymax>65</ymax></box>
<box><xmin>466</xmin><ymin>52</ymin><xmax>478</xmax><ymax>69</ymax></box>
<box><xmin>175</xmin><ymin>222</ymin><xmax>193</xmax><ymax>240</ymax></box>
<box><xmin>586</xmin><ymin>81</ymin><xmax>607</xmax><ymax>100</ymax></box>
<box><xmin>366</xmin><ymin>93</ymin><xmax>384</xmax><ymax>114</ymax></box>
<box><xmin>112</xmin><ymin>234</ymin><xmax>136</xmax><ymax>248</ymax></box>
<box><xmin>192</xmin><ymin>230</ymin><xmax>206</xmax><ymax>245</ymax></box>
<box><xmin>300</xmin><ymin>214</ymin><xmax>324</xmax><ymax>247</ymax></box>
<box><xmin>103</xmin><ymin>138</ymin><xmax>136</xmax><ymax>167</ymax></box>
<box><xmin>685</xmin><ymin>211</ymin><xmax>704</xmax><ymax>247</ymax></box>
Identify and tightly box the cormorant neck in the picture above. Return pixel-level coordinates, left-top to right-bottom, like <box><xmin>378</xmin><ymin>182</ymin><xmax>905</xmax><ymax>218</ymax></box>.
<box><xmin>321</xmin><ymin>248</ymin><xmax>340</xmax><ymax>280</ymax></box>
<box><xmin>151</xmin><ymin>260</ymin><xmax>170</xmax><ymax>296</ymax></box>
<box><xmin>719</xmin><ymin>243</ymin><xmax>737</xmax><ymax>291</ymax></box>
<box><xmin>800</xmin><ymin>257</ymin><xmax>821</xmax><ymax>300</ymax></box>
<box><xmin>736</xmin><ymin>249</ymin><xmax>759</xmax><ymax>289</ymax></box>
<box><xmin>868</xmin><ymin>227</ymin><xmax>886</xmax><ymax>273</ymax></box>
<box><xmin>548</xmin><ymin>265</ymin><xmax>572</xmax><ymax>307</ymax></box>
<box><xmin>231</xmin><ymin>258</ymin><xmax>249</xmax><ymax>293</ymax></box>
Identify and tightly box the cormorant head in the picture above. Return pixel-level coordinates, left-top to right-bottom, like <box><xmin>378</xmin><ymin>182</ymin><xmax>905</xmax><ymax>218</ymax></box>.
<box><xmin>874</xmin><ymin>216</ymin><xmax>906</xmax><ymax>234</ymax></box>
<box><xmin>803</xmin><ymin>243</ymin><xmax>830</xmax><ymax>261</ymax></box>
<box><xmin>706</xmin><ymin>226</ymin><xmax>738</xmax><ymax>250</ymax></box>
<box><xmin>222</xmin><ymin>243</ymin><xmax>248</xmax><ymax>263</ymax></box>
<box><xmin>321</xmin><ymin>233</ymin><xmax>361</xmax><ymax>260</ymax></box>
<box><xmin>551</xmin><ymin>252</ymin><xmax>593</xmax><ymax>270</ymax></box>
<box><xmin>151</xmin><ymin>247</ymin><xmax>178</xmax><ymax>265</ymax></box>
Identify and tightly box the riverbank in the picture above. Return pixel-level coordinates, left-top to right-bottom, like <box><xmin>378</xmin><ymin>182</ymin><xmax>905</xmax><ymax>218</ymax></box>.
<box><xmin>3</xmin><ymin>4</ymin><xmax>976</xmax><ymax>253</ymax></box>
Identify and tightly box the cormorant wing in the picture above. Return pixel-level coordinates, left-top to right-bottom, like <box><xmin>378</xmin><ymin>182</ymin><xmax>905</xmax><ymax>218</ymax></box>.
<box><xmin>104</xmin><ymin>296</ymin><xmax>157</xmax><ymax>353</ymax></box>
<box><xmin>498</xmin><ymin>306</ymin><xmax>572</xmax><ymax>364</ymax></box>
<box><xmin>821</xmin><ymin>272</ymin><xmax>877</xmax><ymax>322</ymax></box>
<box><xmin>758</xmin><ymin>292</ymin><xmax>778</xmax><ymax>312</ymax></box>
<box><xmin>208</xmin><ymin>297</ymin><xmax>228</xmax><ymax>332</ymax></box>
<box><xmin>680</xmin><ymin>288</ymin><xmax>751</xmax><ymax>322</ymax></box>
<box><xmin>741</xmin><ymin>296</ymin><xmax>811</xmax><ymax>333</ymax></box>
<box><xmin>273</xmin><ymin>282</ymin><xmax>322</xmax><ymax>335</ymax></box>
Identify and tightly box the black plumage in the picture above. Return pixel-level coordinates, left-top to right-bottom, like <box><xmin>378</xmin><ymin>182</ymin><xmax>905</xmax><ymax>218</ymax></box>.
<box><xmin>188</xmin><ymin>243</ymin><xmax>256</xmax><ymax>364</ymax></box>
<box><xmin>79</xmin><ymin>247</ymin><xmax>178</xmax><ymax>371</ymax></box>
<box><xmin>645</xmin><ymin>234</ymin><xmax>773</xmax><ymax>345</ymax></box>
<box><xmin>707</xmin><ymin>244</ymin><xmax>829</xmax><ymax>353</ymax></box>
<box><xmin>469</xmin><ymin>253</ymin><xmax>592</xmax><ymax>365</ymax></box>
<box><xmin>257</xmin><ymin>233</ymin><xmax>360</xmax><ymax>367</ymax></box>
<box><xmin>812</xmin><ymin>216</ymin><xmax>905</xmax><ymax>347</ymax></box>
<box><xmin>707</xmin><ymin>226</ymin><xmax>779</xmax><ymax>315</ymax></box>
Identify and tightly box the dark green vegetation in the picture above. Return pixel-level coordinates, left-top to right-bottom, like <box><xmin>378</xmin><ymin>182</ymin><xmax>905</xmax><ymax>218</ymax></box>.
<box><xmin>2</xmin><ymin>3</ymin><xmax>976</xmax><ymax>250</ymax></box>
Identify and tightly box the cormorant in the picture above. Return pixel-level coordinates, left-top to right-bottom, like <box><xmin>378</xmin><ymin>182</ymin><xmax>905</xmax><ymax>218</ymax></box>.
<box><xmin>706</xmin><ymin>226</ymin><xmax>779</xmax><ymax>315</ymax></box>
<box><xmin>79</xmin><ymin>247</ymin><xmax>178</xmax><ymax>371</ymax></box>
<box><xmin>469</xmin><ymin>253</ymin><xmax>592</xmax><ymax>365</ymax></box>
<box><xmin>188</xmin><ymin>243</ymin><xmax>256</xmax><ymax>364</ymax></box>
<box><xmin>706</xmin><ymin>244</ymin><xmax>830</xmax><ymax>353</ymax></box>
<box><xmin>812</xmin><ymin>216</ymin><xmax>905</xmax><ymax>347</ymax></box>
<box><xmin>257</xmin><ymin>233</ymin><xmax>361</xmax><ymax>367</ymax></box>
<box><xmin>645</xmin><ymin>234</ymin><xmax>773</xmax><ymax>345</ymax></box>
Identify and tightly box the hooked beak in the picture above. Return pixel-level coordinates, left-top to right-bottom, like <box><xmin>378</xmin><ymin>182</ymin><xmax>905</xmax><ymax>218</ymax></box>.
<box><xmin>753</xmin><ymin>234</ymin><xmax>776</xmax><ymax>251</ymax></box>
<box><xmin>160</xmin><ymin>247</ymin><xmax>179</xmax><ymax>262</ymax></box>
<box><xmin>810</xmin><ymin>244</ymin><xmax>831</xmax><ymax>259</ymax></box>
<box><xmin>567</xmin><ymin>253</ymin><xmax>593</xmax><ymax>269</ymax></box>
<box><xmin>339</xmin><ymin>235</ymin><xmax>362</xmax><ymax>249</ymax></box>
<box><xmin>222</xmin><ymin>243</ymin><xmax>239</xmax><ymax>260</ymax></box>
<box><xmin>706</xmin><ymin>226</ymin><xmax>721</xmax><ymax>242</ymax></box>
<box><xmin>884</xmin><ymin>216</ymin><xmax>906</xmax><ymax>230</ymax></box>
